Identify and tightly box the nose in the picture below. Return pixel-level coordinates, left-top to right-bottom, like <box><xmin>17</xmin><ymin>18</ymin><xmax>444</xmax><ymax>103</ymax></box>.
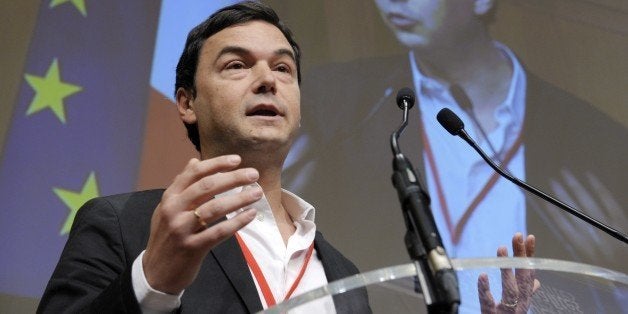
<box><xmin>253</xmin><ymin>63</ymin><xmax>276</xmax><ymax>94</ymax></box>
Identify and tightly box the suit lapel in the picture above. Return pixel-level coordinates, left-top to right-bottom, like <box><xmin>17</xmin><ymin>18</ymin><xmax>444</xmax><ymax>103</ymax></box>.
<box><xmin>314</xmin><ymin>232</ymin><xmax>344</xmax><ymax>282</ymax></box>
<box><xmin>314</xmin><ymin>232</ymin><xmax>371</xmax><ymax>313</ymax></box>
<box><xmin>211</xmin><ymin>236</ymin><xmax>263</xmax><ymax>313</ymax></box>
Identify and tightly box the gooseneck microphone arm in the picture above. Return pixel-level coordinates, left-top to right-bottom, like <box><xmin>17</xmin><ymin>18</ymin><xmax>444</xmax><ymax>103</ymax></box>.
<box><xmin>391</xmin><ymin>88</ymin><xmax>460</xmax><ymax>313</ymax></box>
<box><xmin>390</xmin><ymin>93</ymin><xmax>410</xmax><ymax>156</ymax></box>
<box><xmin>436</xmin><ymin>108</ymin><xmax>628</xmax><ymax>245</ymax></box>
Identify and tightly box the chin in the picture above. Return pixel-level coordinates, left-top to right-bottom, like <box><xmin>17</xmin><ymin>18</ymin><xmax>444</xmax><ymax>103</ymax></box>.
<box><xmin>246</xmin><ymin>132</ymin><xmax>291</xmax><ymax>148</ymax></box>
<box><xmin>395</xmin><ymin>32</ymin><xmax>430</xmax><ymax>48</ymax></box>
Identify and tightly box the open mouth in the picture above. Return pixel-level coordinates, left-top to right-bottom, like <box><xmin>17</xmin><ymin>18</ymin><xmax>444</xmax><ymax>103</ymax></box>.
<box><xmin>247</xmin><ymin>109</ymin><xmax>278</xmax><ymax>117</ymax></box>
<box><xmin>246</xmin><ymin>104</ymin><xmax>281</xmax><ymax>117</ymax></box>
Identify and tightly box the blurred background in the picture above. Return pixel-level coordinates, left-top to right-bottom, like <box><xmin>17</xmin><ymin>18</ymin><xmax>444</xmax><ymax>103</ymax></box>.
<box><xmin>1</xmin><ymin>0</ymin><xmax>626</xmax><ymax>311</ymax></box>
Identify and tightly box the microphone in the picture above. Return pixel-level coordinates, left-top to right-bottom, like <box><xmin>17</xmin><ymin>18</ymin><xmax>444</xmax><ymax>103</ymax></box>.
<box><xmin>436</xmin><ymin>108</ymin><xmax>628</xmax><ymax>244</ymax></box>
<box><xmin>391</xmin><ymin>88</ymin><xmax>415</xmax><ymax>156</ymax></box>
<box><xmin>391</xmin><ymin>89</ymin><xmax>460</xmax><ymax>312</ymax></box>
<box><xmin>396</xmin><ymin>87</ymin><xmax>416</xmax><ymax>110</ymax></box>
<box><xmin>437</xmin><ymin>108</ymin><xmax>465</xmax><ymax>136</ymax></box>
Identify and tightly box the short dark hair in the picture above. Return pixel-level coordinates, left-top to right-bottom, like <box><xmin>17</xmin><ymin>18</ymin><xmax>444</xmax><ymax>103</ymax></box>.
<box><xmin>175</xmin><ymin>1</ymin><xmax>301</xmax><ymax>152</ymax></box>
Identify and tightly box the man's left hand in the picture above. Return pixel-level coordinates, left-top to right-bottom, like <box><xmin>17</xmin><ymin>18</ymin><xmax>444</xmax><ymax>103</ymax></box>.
<box><xmin>477</xmin><ymin>233</ymin><xmax>541</xmax><ymax>313</ymax></box>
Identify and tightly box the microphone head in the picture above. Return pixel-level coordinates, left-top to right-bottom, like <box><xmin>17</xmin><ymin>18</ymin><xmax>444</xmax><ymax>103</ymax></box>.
<box><xmin>396</xmin><ymin>87</ymin><xmax>416</xmax><ymax>110</ymax></box>
<box><xmin>437</xmin><ymin>108</ymin><xmax>465</xmax><ymax>135</ymax></box>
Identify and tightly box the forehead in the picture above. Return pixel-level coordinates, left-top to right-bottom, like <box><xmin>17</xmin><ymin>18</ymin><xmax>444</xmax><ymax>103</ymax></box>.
<box><xmin>201</xmin><ymin>20</ymin><xmax>293</xmax><ymax>58</ymax></box>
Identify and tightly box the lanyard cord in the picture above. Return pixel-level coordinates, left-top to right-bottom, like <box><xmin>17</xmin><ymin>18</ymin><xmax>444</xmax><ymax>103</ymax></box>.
<box><xmin>235</xmin><ymin>233</ymin><xmax>315</xmax><ymax>307</ymax></box>
<box><xmin>420</xmin><ymin>123</ymin><xmax>523</xmax><ymax>244</ymax></box>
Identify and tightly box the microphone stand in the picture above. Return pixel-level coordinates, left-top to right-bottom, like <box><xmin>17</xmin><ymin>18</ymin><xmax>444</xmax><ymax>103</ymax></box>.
<box><xmin>437</xmin><ymin>108</ymin><xmax>628</xmax><ymax>245</ymax></box>
<box><xmin>391</xmin><ymin>93</ymin><xmax>460</xmax><ymax>313</ymax></box>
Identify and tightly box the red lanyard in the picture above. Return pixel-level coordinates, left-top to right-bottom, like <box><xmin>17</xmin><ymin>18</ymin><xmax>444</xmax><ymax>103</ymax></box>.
<box><xmin>235</xmin><ymin>233</ymin><xmax>315</xmax><ymax>307</ymax></box>
<box><xmin>420</xmin><ymin>122</ymin><xmax>523</xmax><ymax>244</ymax></box>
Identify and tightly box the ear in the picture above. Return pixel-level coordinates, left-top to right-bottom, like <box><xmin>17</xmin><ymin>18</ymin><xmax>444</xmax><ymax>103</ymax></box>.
<box><xmin>474</xmin><ymin>0</ymin><xmax>495</xmax><ymax>15</ymax></box>
<box><xmin>176</xmin><ymin>87</ymin><xmax>197</xmax><ymax>124</ymax></box>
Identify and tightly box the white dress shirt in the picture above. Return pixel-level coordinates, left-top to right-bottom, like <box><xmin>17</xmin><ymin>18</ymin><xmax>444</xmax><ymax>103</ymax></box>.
<box><xmin>409</xmin><ymin>42</ymin><xmax>527</xmax><ymax>311</ymax></box>
<box><xmin>131</xmin><ymin>184</ymin><xmax>335</xmax><ymax>313</ymax></box>
<box><xmin>409</xmin><ymin>42</ymin><xmax>527</xmax><ymax>259</ymax></box>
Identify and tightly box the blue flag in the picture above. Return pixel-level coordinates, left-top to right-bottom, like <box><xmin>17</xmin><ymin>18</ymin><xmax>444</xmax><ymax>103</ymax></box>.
<box><xmin>0</xmin><ymin>0</ymin><xmax>160</xmax><ymax>297</ymax></box>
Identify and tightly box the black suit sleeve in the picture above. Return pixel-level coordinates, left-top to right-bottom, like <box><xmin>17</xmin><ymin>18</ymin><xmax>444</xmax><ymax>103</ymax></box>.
<box><xmin>37</xmin><ymin>197</ymin><xmax>143</xmax><ymax>314</ymax></box>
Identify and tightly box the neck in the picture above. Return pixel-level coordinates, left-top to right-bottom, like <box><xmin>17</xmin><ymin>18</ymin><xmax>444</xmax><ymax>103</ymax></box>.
<box><xmin>249</xmin><ymin>160</ymin><xmax>296</xmax><ymax>246</ymax></box>
<box><xmin>202</xmin><ymin>148</ymin><xmax>296</xmax><ymax>244</ymax></box>
<box><xmin>413</xmin><ymin>33</ymin><xmax>513</xmax><ymax>132</ymax></box>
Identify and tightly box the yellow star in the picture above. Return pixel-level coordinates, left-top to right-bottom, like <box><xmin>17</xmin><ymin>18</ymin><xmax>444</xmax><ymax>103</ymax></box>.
<box><xmin>54</xmin><ymin>172</ymin><xmax>100</xmax><ymax>235</ymax></box>
<box><xmin>24</xmin><ymin>59</ymin><xmax>82</xmax><ymax>124</ymax></box>
<box><xmin>50</xmin><ymin>0</ymin><xmax>87</xmax><ymax>17</ymax></box>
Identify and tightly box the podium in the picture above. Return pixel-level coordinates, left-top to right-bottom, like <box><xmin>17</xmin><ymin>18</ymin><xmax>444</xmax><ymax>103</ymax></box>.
<box><xmin>260</xmin><ymin>258</ymin><xmax>628</xmax><ymax>313</ymax></box>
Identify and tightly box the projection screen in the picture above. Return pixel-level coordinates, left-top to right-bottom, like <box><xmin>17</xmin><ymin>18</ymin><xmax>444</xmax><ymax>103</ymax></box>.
<box><xmin>1</xmin><ymin>0</ymin><xmax>626</xmax><ymax>311</ymax></box>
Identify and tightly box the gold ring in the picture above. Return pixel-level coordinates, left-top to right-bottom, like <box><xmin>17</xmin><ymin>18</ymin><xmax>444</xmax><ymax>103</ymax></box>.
<box><xmin>193</xmin><ymin>209</ymin><xmax>207</xmax><ymax>228</ymax></box>
<box><xmin>501</xmin><ymin>298</ymin><xmax>518</xmax><ymax>309</ymax></box>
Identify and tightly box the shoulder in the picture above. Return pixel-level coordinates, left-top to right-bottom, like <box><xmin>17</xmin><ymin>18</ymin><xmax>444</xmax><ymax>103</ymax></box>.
<box><xmin>525</xmin><ymin>74</ymin><xmax>627</xmax><ymax>150</ymax></box>
<box><xmin>37</xmin><ymin>190</ymin><xmax>165</xmax><ymax>313</ymax></box>
<box><xmin>526</xmin><ymin>74</ymin><xmax>614</xmax><ymax>126</ymax></box>
<box><xmin>77</xmin><ymin>189</ymin><xmax>164</xmax><ymax>220</ymax></box>
<box><xmin>70</xmin><ymin>189</ymin><xmax>165</xmax><ymax>249</ymax></box>
<box><xmin>90</xmin><ymin>189</ymin><xmax>164</xmax><ymax>208</ymax></box>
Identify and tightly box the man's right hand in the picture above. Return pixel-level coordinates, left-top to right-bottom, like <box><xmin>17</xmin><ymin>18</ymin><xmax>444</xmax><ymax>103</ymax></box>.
<box><xmin>142</xmin><ymin>155</ymin><xmax>262</xmax><ymax>294</ymax></box>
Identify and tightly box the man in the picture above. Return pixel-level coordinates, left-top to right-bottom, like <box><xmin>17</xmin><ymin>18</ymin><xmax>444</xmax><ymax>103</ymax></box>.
<box><xmin>38</xmin><ymin>2</ymin><xmax>538</xmax><ymax>313</ymax></box>
<box><xmin>287</xmin><ymin>0</ymin><xmax>627</xmax><ymax>273</ymax></box>
<box><xmin>38</xmin><ymin>2</ymin><xmax>369</xmax><ymax>313</ymax></box>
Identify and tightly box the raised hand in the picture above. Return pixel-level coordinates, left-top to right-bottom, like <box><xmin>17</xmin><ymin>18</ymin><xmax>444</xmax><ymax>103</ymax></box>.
<box><xmin>142</xmin><ymin>156</ymin><xmax>262</xmax><ymax>294</ymax></box>
<box><xmin>478</xmin><ymin>233</ymin><xmax>541</xmax><ymax>313</ymax></box>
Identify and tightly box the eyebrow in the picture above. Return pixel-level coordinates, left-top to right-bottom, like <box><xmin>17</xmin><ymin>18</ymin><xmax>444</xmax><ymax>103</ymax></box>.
<box><xmin>215</xmin><ymin>46</ymin><xmax>296</xmax><ymax>63</ymax></box>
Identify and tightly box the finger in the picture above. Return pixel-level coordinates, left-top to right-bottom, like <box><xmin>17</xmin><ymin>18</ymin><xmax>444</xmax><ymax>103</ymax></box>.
<box><xmin>191</xmin><ymin>208</ymin><xmax>257</xmax><ymax>250</ymax></box>
<box><xmin>193</xmin><ymin>186</ymin><xmax>263</xmax><ymax>228</ymax></box>
<box><xmin>540</xmin><ymin>195</ymin><xmax>600</xmax><ymax>258</ymax></box>
<box><xmin>525</xmin><ymin>234</ymin><xmax>535</xmax><ymax>257</ymax></box>
<box><xmin>561</xmin><ymin>169</ymin><xmax>601</xmax><ymax>216</ymax></box>
<box><xmin>178</xmin><ymin>168</ymin><xmax>260</xmax><ymax>211</ymax></box>
<box><xmin>498</xmin><ymin>246</ymin><xmax>519</xmax><ymax>308</ymax></box>
<box><xmin>477</xmin><ymin>273</ymin><xmax>496</xmax><ymax>314</ymax></box>
<box><xmin>533</xmin><ymin>279</ymin><xmax>541</xmax><ymax>293</ymax></box>
<box><xmin>525</xmin><ymin>234</ymin><xmax>541</xmax><ymax>296</ymax></box>
<box><xmin>562</xmin><ymin>170</ymin><xmax>610</xmax><ymax>246</ymax></box>
<box><xmin>586</xmin><ymin>172</ymin><xmax>626</xmax><ymax>224</ymax></box>
<box><xmin>540</xmin><ymin>186</ymin><xmax>580</xmax><ymax>238</ymax></box>
<box><xmin>515</xmin><ymin>265</ymin><xmax>534</xmax><ymax>305</ymax></box>
<box><xmin>511</xmin><ymin>232</ymin><xmax>525</xmax><ymax>257</ymax></box>
<box><xmin>167</xmin><ymin>156</ymin><xmax>242</xmax><ymax>195</ymax></box>
<box><xmin>513</xmin><ymin>233</ymin><xmax>533</xmax><ymax>298</ymax></box>
<box><xmin>517</xmin><ymin>278</ymin><xmax>541</xmax><ymax>313</ymax></box>
<box><xmin>550</xmin><ymin>180</ymin><xmax>603</xmax><ymax>245</ymax></box>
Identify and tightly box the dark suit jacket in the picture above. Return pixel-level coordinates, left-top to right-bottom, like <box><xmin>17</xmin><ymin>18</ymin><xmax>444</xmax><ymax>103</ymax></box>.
<box><xmin>38</xmin><ymin>190</ymin><xmax>370</xmax><ymax>313</ymax></box>
<box><xmin>284</xmin><ymin>55</ymin><xmax>627</xmax><ymax>273</ymax></box>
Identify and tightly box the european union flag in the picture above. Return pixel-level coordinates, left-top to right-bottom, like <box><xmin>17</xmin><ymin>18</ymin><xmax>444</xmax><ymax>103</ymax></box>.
<box><xmin>0</xmin><ymin>1</ymin><xmax>161</xmax><ymax>297</ymax></box>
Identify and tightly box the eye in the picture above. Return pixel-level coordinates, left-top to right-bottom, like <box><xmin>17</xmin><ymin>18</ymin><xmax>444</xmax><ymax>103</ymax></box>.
<box><xmin>275</xmin><ymin>63</ymin><xmax>292</xmax><ymax>74</ymax></box>
<box><xmin>225</xmin><ymin>61</ymin><xmax>246</xmax><ymax>70</ymax></box>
